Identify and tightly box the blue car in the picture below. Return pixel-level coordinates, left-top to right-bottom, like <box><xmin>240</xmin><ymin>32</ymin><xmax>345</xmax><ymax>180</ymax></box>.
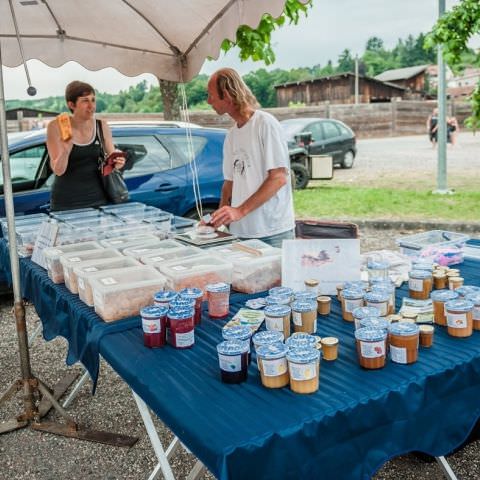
<box><xmin>0</xmin><ymin>122</ymin><xmax>226</xmax><ymax>218</ymax></box>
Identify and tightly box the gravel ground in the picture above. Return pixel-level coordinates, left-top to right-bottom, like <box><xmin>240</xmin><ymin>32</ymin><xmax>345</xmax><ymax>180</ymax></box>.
<box><xmin>1</xmin><ymin>226</ymin><xmax>479</xmax><ymax>480</ymax></box>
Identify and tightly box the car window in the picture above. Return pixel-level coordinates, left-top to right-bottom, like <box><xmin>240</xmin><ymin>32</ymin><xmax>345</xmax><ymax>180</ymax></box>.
<box><xmin>337</xmin><ymin>124</ymin><xmax>351</xmax><ymax>136</ymax></box>
<box><xmin>306</xmin><ymin>122</ymin><xmax>324</xmax><ymax>142</ymax></box>
<box><xmin>157</xmin><ymin>135</ymin><xmax>207</xmax><ymax>169</ymax></box>
<box><xmin>322</xmin><ymin>121</ymin><xmax>341</xmax><ymax>140</ymax></box>
<box><xmin>0</xmin><ymin>144</ymin><xmax>46</xmax><ymax>187</ymax></box>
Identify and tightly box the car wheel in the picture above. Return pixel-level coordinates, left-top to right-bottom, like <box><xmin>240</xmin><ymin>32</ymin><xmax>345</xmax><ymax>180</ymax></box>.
<box><xmin>291</xmin><ymin>163</ymin><xmax>310</xmax><ymax>190</ymax></box>
<box><xmin>341</xmin><ymin>150</ymin><xmax>355</xmax><ymax>169</ymax></box>
<box><xmin>183</xmin><ymin>205</ymin><xmax>217</xmax><ymax>220</ymax></box>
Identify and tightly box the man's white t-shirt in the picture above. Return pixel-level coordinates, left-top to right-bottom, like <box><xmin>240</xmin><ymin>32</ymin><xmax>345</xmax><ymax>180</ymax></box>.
<box><xmin>223</xmin><ymin>110</ymin><xmax>295</xmax><ymax>238</ymax></box>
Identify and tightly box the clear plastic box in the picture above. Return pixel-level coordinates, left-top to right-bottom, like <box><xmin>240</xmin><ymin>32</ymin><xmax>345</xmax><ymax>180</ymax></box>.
<box><xmin>123</xmin><ymin>240</ymin><xmax>182</xmax><ymax>260</ymax></box>
<box><xmin>234</xmin><ymin>239</ymin><xmax>280</xmax><ymax>257</ymax></box>
<box><xmin>396</xmin><ymin>230</ymin><xmax>470</xmax><ymax>256</ymax></box>
<box><xmin>157</xmin><ymin>254</ymin><xmax>233</xmax><ymax>297</ymax></box>
<box><xmin>104</xmin><ymin>223</ymin><xmax>157</xmax><ymax>238</ymax></box>
<box><xmin>100</xmin><ymin>202</ymin><xmax>146</xmax><ymax>213</ymax></box>
<box><xmin>60</xmin><ymin>248</ymin><xmax>123</xmax><ymax>294</ymax></box>
<box><xmin>50</xmin><ymin>208</ymin><xmax>100</xmax><ymax>221</ymax></box>
<box><xmin>1</xmin><ymin>213</ymin><xmax>49</xmax><ymax>238</ymax></box>
<box><xmin>15</xmin><ymin>226</ymin><xmax>39</xmax><ymax>257</ymax></box>
<box><xmin>75</xmin><ymin>256</ymin><xmax>141</xmax><ymax>306</ymax></box>
<box><xmin>99</xmin><ymin>234</ymin><xmax>159</xmax><ymax>252</ymax></box>
<box><xmin>65</xmin><ymin>216</ymin><xmax>123</xmax><ymax>230</ymax></box>
<box><xmin>140</xmin><ymin>246</ymin><xmax>203</xmax><ymax>266</ymax></box>
<box><xmin>43</xmin><ymin>241</ymin><xmax>102</xmax><ymax>283</ymax></box>
<box><xmin>89</xmin><ymin>265</ymin><xmax>166</xmax><ymax>322</ymax></box>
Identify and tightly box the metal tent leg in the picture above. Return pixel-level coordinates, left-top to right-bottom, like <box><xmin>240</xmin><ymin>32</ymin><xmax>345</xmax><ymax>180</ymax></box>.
<box><xmin>435</xmin><ymin>456</ymin><xmax>458</xmax><ymax>480</ymax></box>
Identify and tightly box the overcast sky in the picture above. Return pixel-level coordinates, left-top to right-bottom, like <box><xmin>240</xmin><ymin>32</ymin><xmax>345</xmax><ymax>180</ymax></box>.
<box><xmin>2</xmin><ymin>0</ymin><xmax>476</xmax><ymax>101</ymax></box>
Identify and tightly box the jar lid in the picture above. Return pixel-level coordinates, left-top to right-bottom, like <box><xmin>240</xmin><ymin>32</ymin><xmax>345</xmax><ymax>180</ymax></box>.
<box><xmin>286</xmin><ymin>347</ymin><xmax>320</xmax><ymax>364</ymax></box>
<box><xmin>317</xmin><ymin>296</ymin><xmax>331</xmax><ymax>303</ymax></box>
<box><xmin>359</xmin><ymin>317</ymin><xmax>389</xmax><ymax>330</ymax></box>
<box><xmin>430</xmin><ymin>289</ymin><xmax>459</xmax><ymax>302</ymax></box>
<box><xmin>364</xmin><ymin>291</ymin><xmax>390</xmax><ymax>303</ymax></box>
<box><xmin>412</xmin><ymin>261</ymin><xmax>434</xmax><ymax>271</ymax></box>
<box><xmin>304</xmin><ymin>279</ymin><xmax>319</xmax><ymax>287</ymax></box>
<box><xmin>265</xmin><ymin>294</ymin><xmax>291</xmax><ymax>305</ymax></box>
<box><xmin>252</xmin><ymin>330</ymin><xmax>284</xmax><ymax>346</ymax></box>
<box><xmin>217</xmin><ymin>339</ymin><xmax>249</xmax><ymax>356</ymax></box>
<box><xmin>264</xmin><ymin>304</ymin><xmax>291</xmax><ymax>317</ymax></box>
<box><xmin>419</xmin><ymin>325</ymin><xmax>434</xmax><ymax>333</ymax></box>
<box><xmin>140</xmin><ymin>305</ymin><xmax>168</xmax><ymax>319</ymax></box>
<box><xmin>355</xmin><ymin>327</ymin><xmax>387</xmax><ymax>342</ymax></box>
<box><xmin>294</xmin><ymin>290</ymin><xmax>318</xmax><ymax>302</ymax></box>
<box><xmin>444</xmin><ymin>299</ymin><xmax>475</xmax><ymax>312</ymax></box>
<box><xmin>206</xmin><ymin>282</ymin><xmax>230</xmax><ymax>293</ymax></box>
<box><xmin>343</xmin><ymin>281</ymin><xmax>368</xmax><ymax>291</ymax></box>
<box><xmin>409</xmin><ymin>269</ymin><xmax>432</xmax><ymax>279</ymax></box>
<box><xmin>352</xmin><ymin>306</ymin><xmax>381</xmax><ymax>320</ymax></box>
<box><xmin>169</xmin><ymin>298</ymin><xmax>196</xmax><ymax>308</ymax></box>
<box><xmin>179</xmin><ymin>287</ymin><xmax>203</xmax><ymax>299</ymax></box>
<box><xmin>321</xmin><ymin>336</ymin><xmax>338</xmax><ymax>346</ymax></box>
<box><xmin>388</xmin><ymin>322</ymin><xmax>420</xmax><ymax>336</ymax></box>
<box><xmin>455</xmin><ymin>285</ymin><xmax>480</xmax><ymax>297</ymax></box>
<box><xmin>222</xmin><ymin>325</ymin><xmax>252</xmax><ymax>341</ymax></box>
<box><xmin>370</xmin><ymin>281</ymin><xmax>395</xmax><ymax>293</ymax></box>
<box><xmin>167</xmin><ymin>307</ymin><xmax>195</xmax><ymax>320</ymax></box>
<box><xmin>291</xmin><ymin>300</ymin><xmax>317</xmax><ymax>313</ymax></box>
<box><xmin>153</xmin><ymin>290</ymin><xmax>178</xmax><ymax>303</ymax></box>
<box><xmin>268</xmin><ymin>286</ymin><xmax>293</xmax><ymax>297</ymax></box>
<box><xmin>466</xmin><ymin>292</ymin><xmax>480</xmax><ymax>305</ymax></box>
<box><xmin>367</xmin><ymin>260</ymin><xmax>389</xmax><ymax>270</ymax></box>
<box><xmin>342</xmin><ymin>288</ymin><xmax>364</xmax><ymax>300</ymax></box>
<box><xmin>286</xmin><ymin>333</ymin><xmax>317</xmax><ymax>349</ymax></box>
<box><xmin>257</xmin><ymin>342</ymin><xmax>289</xmax><ymax>360</ymax></box>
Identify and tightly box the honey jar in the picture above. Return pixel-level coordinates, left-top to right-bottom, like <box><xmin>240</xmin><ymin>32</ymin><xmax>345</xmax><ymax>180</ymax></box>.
<box><xmin>448</xmin><ymin>276</ymin><xmax>464</xmax><ymax>291</ymax></box>
<box><xmin>388</xmin><ymin>322</ymin><xmax>419</xmax><ymax>364</ymax></box>
<box><xmin>419</xmin><ymin>325</ymin><xmax>434</xmax><ymax>347</ymax></box>
<box><xmin>352</xmin><ymin>306</ymin><xmax>382</xmax><ymax>330</ymax></box>
<box><xmin>444</xmin><ymin>299</ymin><xmax>474</xmax><ymax>338</ymax></box>
<box><xmin>291</xmin><ymin>300</ymin><xmax>317</xmax><ymax>334</ymax></box>
<box><xmin>370</xmin><ymin>280</ymin><xmax>396</xmax><ymax>314</ymax></box>
<box><xmin>466</xmin><ymin>292</ymin><xmax>480</xmax><ymax>330</ymax></box>
<box><xmin>256</xmin><ymin>342</ymin><xmax>289</xmax><ymax>388</ymax></box>
<box><xmin>408</xmin><ymin>270</ymin><xmax>432</xmax><ymax>300</ymax></box>
<box><xmin>264</xmin><ymin>304</ymin><xmax>292</xmax><ymax>338</ymax></box>
<box><xmin>355</xmin><ymin>327</ymin><xmax>387</xmax><ymax>369</ymax></box>
<box><xmin>364</xmin><ymin>291</ymin><xmax>390</xmax><ymax>317</ymax></box>
<box><xmin>286</xmin><ymin>347</ymin><xmax>320</xmax><ymax>394</ymax></box>
<box><xmin>433</xmin><ymin>272</ymin><xmax>447</xmax><ymax>290</ymax></box>
<box><xmin>430</xmin><ymin>289</ymin><xmax>459</xmax><ymax>326</ymax></box>
<box><xmin>268</xmin><ymin>286</ymin><xmax>294</xmax><ymax>302</ymax></box>
<box><xmin>316</xmin><ymin>296</ymin><xmax>331</xmax><ymax>315</ymax></box>
<box><xmin>341</xmin><ymin>288</ymin><xmax>365</xmax><ymax>322</ymax></box>
<box><xmin>320</xmin><ymin>337</ymin><xmax>339</xmax><ymax>361</ymax></box>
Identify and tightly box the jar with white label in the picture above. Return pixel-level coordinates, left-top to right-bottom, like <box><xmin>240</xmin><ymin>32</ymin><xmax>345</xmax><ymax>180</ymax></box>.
<box><xmin>222</xmin><ymin>325</ymin><xmax>253</xmax><ymax>364</ymax></box>
<box><xmin>352</xmin><ymin>306</ymin><xmax>381</xmax><ymax>330</ymax></box>
<box><xmin>408</xmin><ymin>270</ymin><xmax>433</xmax><ymax>300</ymax></box>
<box><xmin>291</xmin><ymin>300</ymin><xmax>317</xmax><ymax>334</ymax></box>
<box><xmin>179</xmin><ymin>287</ymin><xmax>203</xmax><ymax>326</ymax></box>
<box><xmin>448</xmin><ymin>276</ymin><xmax>464</xmax><ymax>291</ymax></box>
<box><xmin>355</xmin><ymin>327</ymin><xmax>387</xmax><ymax>369</ymax></box>
<box><xmin>252</xmin><ymin>330</ymin><xmax>284</xmax><ymax>352</ymax></box>
<box><xmin>341</xmin><ymin>288</ymin><xmax>365</xmax><ymax>322</ymax></box>
<box><xmin>216</xmin><ymin>340</ymin><xmax>249</xmax><ymax>384</ymax></box>
<box><xmin>264</xmin><ymin>304</ymin><xmax>291</xmax><ymax>338</ymax></box>
<box><xmin>370</xmin><ymin>280</ymin><xmax>396</xmax><ymax>315</ymax></box>
<box><xmin>153</xmin><ymin>290</ymin><xmax>178</xmax><ymax>308</ymax></box>
<box><xmin>444</xmin><ymin>299</ymin><xmax>474</xmax><ymax>338</ymax></box>
<box><xmin>256</xmin><ymin>342</ymin><xmax>289</xmax><ymax>388</ymax></box>
<box><xmin>364</xmin><ymin>291</ymin><xmax>390</xmax><ymax>317</ymax></box>
<box><xmin>466</xmin><ymin>292</ymin><xmax>480</xmax><ymax>331</ymax></box>
<box><xmin>167</xmin><ymin>308</ymin><xmax>195</xmax><ymax>349</ymax></box>
<box><xmin>140</xmin><ymin>305</ymin><xmax>168</xmax><ymax>348</ymax></box>
<box><xmin>206</xmin><ymin>282</ymin><xmax>230</xmax><ymax>318</ymax></box>
<box><xmin>286</xmin><ymin>347</ymin><xmax>320</xmax><ymax>394</ymax></box>
<box><xmin>388</xmin><ymin>322</ymin><xmax>419</xmax><ymax>364</ymax></box>
<box><xmin>430</xmin><ymin>289</ymin><xmax>459</xmax><ymax>326</ymax></box>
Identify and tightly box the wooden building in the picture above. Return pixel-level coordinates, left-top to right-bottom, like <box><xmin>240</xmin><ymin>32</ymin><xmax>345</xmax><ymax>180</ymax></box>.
<box><xmin>274</xmin><ymin>73</ymin><xmax>405</xmax><ymax>107</ymax></box>
<box><xmin>375</xmin><ymin>65</ymin><xmax>429</xmax><ymax>94</ymax></box>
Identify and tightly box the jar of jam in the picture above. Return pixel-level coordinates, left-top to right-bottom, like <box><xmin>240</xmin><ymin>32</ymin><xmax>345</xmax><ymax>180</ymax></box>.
<box><xmin>294</xmin><ymin>290</ymin><xmax>318</xmax><ymax>303</ymax></box>
<box><xmin>222</xmin><ymin>325</ymin><xmax>253</xmax><ymax>364</ymax></box>
<box><xmin>216</xmin><ymin>340</ymin><xmax>249</xmax><ymax>384</ymax></box>
<box><xmin>448</xmin><ymin>276</ymin><xmax>464</xmax><ymax>291</ymax></box>
<box><xmin>316</xmin><ymin>296</ymin><xmax>331</xmax><ymax>315</ymax></box>
<box><xmin>433</xmin><ymin>272</ymin><xmax>447</xmax><ymax>290</ymax></box>
<box><xmin>355</xmin><ymin>327</ymin><xmax>387</xmax><ymax>369</ymax></box>
<box><xmin>153</xmin><ymin>290</ymin><xmax>178</xmax><ymax>308</ymax></box>
<box><xmin>367</xmin><ymin>259</ymin><xmax>389</xmax><ymax>282</ymax></box>
<box><xmin>388</xmin><ymin>322</ymin><xmax>419</xmax><ymax>364</ymax></box>
<box><xmin>291</xmin><ymin>300</ymin><xmax>317</xmax><ymax>334</ymax></box>
<box><xmin>466</xmin><ymin>292</ymin><xmax>480</xmax><ymax>331</ymax></box>
<box><xmin>140</xmin><ymin>305</ymin><xmax>168</xmax><ymax>348</ymax></box>
<box><xmin>364</xmin><ymin>291</ymin><xmax>390</xmax><ymax>317</ymax></box>
<box><xmin>408</xmin><ymin>270</ymin><xmax>432</xmax><ymax>300</ymax></box>
<box><xmin>320</xmin><ymin>337</ymin><xmax>339</xmax><ymax>361</ymax></box>
<box><xmin>206</xmin><ymin>282</ymin><xmax>230</xmax><ymax>318</ymax></box>
<box><xmin>341</xmin><ymin>288</ymin><xmax>365</xmax><ymax>322</ymax></box>
<box><xmin>419</xmin><ymin>325</ymin><xmax>434</xmax><ymax>347</ymax></box>
<box><xmin>256</xmin><ymin>342</ymin><xmax>290</xmax><ymax>388</ymax></box>
<box><xmin>359</xmin><ymin>316</ymin><xmax>389</xmax><ymax>332</ymax></box>
<box><xmin>179</xmin><ymin>287</ymin><xmax>203</xmax><ymax>326</ymax></box>
<box><xmin>430</xmin><ymin>289</ymin><xmax>459</xmax><ymax>326</ymax></box>
<box><xmin>444</xmin><ymin>299</ymin><xmax>474</xmax><ymax>338</ymax></box>
<box><xmin>264</xmin><ymin>304</ymin><xmax>292</xmax><ymax>338</ymax></box>
<box><xmin>352</xmin><ymin>306</ymin><xmax>381</xmax><ymax>330</ymax></box>
<box><xmin>268</xmin><ymin>286</ymin><xmax>293</xmax><ymax>302</ymax></box>
<box><xmin>370</xmin><ymin>280</ymin><xmax>396</xmax><ymax>314</ymax></box>
<box><xmin>167</xmin><ymin>308</ymin><xmax>195</xmax><ymax>349</ymax></box>
<box><xmin>265</xmin><ymin>293</ymin><xmax>291</xmax><ymax>306</ymax></box>
<box><xmin>286</xmin><ymin>347</ymin><xmax>320</xmax><ymax>394</ymax></box>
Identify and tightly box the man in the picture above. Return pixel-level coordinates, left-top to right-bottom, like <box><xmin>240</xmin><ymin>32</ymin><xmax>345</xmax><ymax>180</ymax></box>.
<box><xmin>207</xmin><ymin>68</ymin><xmax>295</xmax><ymax>248</ymax></box>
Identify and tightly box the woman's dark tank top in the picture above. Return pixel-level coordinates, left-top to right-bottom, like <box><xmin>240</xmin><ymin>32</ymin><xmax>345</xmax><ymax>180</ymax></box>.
<box><xmin>50</xmin><ymin>122</ymin><xmax>108</xmax><ymax>211</ymax></box>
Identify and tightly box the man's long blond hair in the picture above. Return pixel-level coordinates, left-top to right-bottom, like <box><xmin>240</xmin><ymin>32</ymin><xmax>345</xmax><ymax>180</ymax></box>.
<box><xmin>213</xmin><ymin>68</ymin><xmax>259</xmax><ymax>116</ymax></box>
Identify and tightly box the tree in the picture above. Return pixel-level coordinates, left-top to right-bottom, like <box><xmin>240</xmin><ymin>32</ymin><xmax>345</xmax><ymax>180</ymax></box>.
<box><xmin>365</xmin><ymin>36</ymin><xmax>384</xmax><ymax>52</ymax></box>
<box><xmin>426</xmin><ymin>0</ymin><xmax>480</xmax><ymax>128</ymax></box>
<box><xmin>337</xmin><ymin>49</ymin><xmax>354</xmax><ymax>73</ymax></box>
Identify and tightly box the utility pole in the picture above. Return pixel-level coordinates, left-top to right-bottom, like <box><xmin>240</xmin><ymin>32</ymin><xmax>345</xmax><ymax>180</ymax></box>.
<box><xmin>354</xmin><ymin>55</ymin><xmax>359</xmax><ymax>105</ymax></box>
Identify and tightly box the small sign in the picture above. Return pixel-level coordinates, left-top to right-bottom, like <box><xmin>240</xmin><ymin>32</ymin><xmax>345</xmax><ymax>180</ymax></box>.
<box><xmin>31</xmin><ymin>221</ymin><xmax>59</xmax><ymax>268</ymax></box>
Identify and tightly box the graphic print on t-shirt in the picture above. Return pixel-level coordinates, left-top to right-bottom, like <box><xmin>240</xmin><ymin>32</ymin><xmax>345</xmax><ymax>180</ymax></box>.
<box><xmin>233</xmin><ymin>148</ymin><xmax>250</xmax><ymax>177</ymax></box>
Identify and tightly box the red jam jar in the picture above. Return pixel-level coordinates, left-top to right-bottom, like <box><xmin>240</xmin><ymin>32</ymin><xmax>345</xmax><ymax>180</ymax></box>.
<box><xmin>206</xmin><ymin>282</ymin><xmax>230</xmax><ymax>318</ymax></box>
<box><xmin>140</xmin><ymin>305</ymin><xmax>168</xmax><ymax>348</ymax></box>
<box><xmin>216</xmin><ymin>339</ymin><xmax>249</xmax><ymax>384</ymax></box>
<box><xmin>167</xmin><ymin>308</ymin><xmax>195</xmax><ymax>349</ymax></box>
<box><xmin>179</xmin><ymin>287</ymin><xmax>203</xmax><ymax>326</ymax></box>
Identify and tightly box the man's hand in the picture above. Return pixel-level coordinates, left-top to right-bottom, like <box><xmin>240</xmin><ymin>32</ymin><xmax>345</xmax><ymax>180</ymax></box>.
<box><xmin>210</xmin><ymin>206</ymin><xmax>244</xmax><ymax>228</ymax></box>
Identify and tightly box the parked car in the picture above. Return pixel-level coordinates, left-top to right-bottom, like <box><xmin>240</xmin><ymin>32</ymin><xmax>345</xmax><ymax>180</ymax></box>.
<box><xmin>281</xmin><ymin>118</ymin><xmax>357</xmax><ymax>189</ymax></box>
<box><xmin>0</xmin><ymin>123</ymin><xmax>226</xmax><ymax>218</ymax></box>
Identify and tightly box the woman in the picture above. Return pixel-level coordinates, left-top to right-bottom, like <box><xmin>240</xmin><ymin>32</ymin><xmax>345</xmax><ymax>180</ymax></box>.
<box><xmin>47</xmin><ymin>81</ymin><xmax>125</xmax><ymax>211</ymax></box>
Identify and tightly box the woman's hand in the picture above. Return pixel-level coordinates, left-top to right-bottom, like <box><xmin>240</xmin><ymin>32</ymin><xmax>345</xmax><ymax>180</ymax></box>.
<box><xmin>113</xmin><ymin>155</ymin><xmax>125</xmax><ymax>170</ymax></box>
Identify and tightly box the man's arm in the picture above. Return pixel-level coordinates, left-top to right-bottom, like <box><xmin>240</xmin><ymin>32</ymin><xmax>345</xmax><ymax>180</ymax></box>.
<box><xmin>219</xmin><ymin>180</ymin><xmax>233</xmax><ymax>208</ymax></box>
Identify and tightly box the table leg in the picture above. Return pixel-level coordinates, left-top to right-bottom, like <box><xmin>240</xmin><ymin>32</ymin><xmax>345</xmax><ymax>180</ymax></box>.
<box><xmin>62</xmin><ymin>370</ymin><xmax>90</xmax><ymax>409</ymax></box>
<box><xmin>435</xmin><ymin>456</ymin><xmax>458</xmax><ymax>480</ymax></box>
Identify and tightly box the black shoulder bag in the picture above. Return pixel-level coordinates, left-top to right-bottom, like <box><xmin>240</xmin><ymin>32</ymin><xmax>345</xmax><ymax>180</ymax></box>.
<box><xmin>96</xmin><ymin>120</ymin><xmax>129</xmax><ymax>204</ymax></box>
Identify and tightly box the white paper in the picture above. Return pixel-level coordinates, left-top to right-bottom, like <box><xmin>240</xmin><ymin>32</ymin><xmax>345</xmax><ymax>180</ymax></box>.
<box><xmin>31</xmin><ymin>221</ymin><xmax>59</xmax><ymax>268</ymax></box>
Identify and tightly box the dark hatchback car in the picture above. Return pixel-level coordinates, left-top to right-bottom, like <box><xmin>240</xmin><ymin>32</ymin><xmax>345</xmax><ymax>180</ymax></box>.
<box><xmin>0</xmin><ymin>122</ymin><xmax>226</xmax><ymax>218</ymax></box>
<box><xmin>281</xmin><ymin>117</ymin><xmax>357</xmax><ymax>169</ymax></box>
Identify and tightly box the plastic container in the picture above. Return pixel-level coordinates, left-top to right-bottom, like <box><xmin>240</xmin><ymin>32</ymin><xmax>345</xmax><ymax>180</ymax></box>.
<box><xmin>430</xmin><ymin>289</ymin><xmax>459</xmax><ymax>326</ymax></box>
<box><xmin>355</xmin><ymin>327</ymin><xmax>387</xmax><ymax>369</ymax></box>
<box><xmin>367</xmin><ymin>260</ymin><xmax>389</xmax><ymax>282</ymax></box>
<box><xmin>206</xmin><ymin>282</ymin><xmax>230</xmax><ymax>318</ymax></box>
<box><xmin>140</xmin><ymin>305</ymin><xmax>168</xmax><ymax>348</ymax></box>
<box><xmin>167</xmin><ymin>308</ymin><xmax>195</xmax><ymax>349</ymax></box>
<box><xmin>370</xmin><ymin>280</ymin><xmax>396</xmax><ymax>314</ymax></box>
<box><xmin>265</xmin><ymin>294</ymin><xmax>291</xmax><ymax>306</ymax></box>
<box><xmin>216</xmin><ymin>340</ymin><xmax>249</xmax><ymax>384</ymax></box>
<box><xmin>99</xmin><ymin>234</ymin><xmax>159</xmax><ymax>253</ymax></box>
<box><xmin>15</xmin><ymin>226</ymin><xmax>38</xmax><ymax>257</ymax></box>
<box><xmin>179</xmin><ymin>287</ymin><xmax>203</xmax><ymax>326</ymax></box>
<box><xmin>291</xmin><ymin>300</ymin><xmax>317</xmax><ymax>334</ymax></box>
<box><xmin>89</xmin><ymin>266</ymin><xmax>166</xmax><ymax>322</ymax></box>
<box><xmin>364</xmin><ymin>291</ymin><xmax>390</xmax><ymax>317</ymax></box>
<box><xmin>43</xmin><ymin>241</ymin><xmax>102</xmax><ymax>284</ymax></box>
<box><xmin>388</xmin><ymin>322</ymin><xmax>419</xmax><ymax>364</ymax></box>
<box><xmin>341</xmin><ymin>288</ymin><xmax>365</xmax><ymax>322</ymax></box>
<box><xmin>50</xmin><ymin>208</ymin><xmax>100</xmax><ymax>221</ymax></box>
<box><xmin>100</xmin><ymin>202</ymin><xmax>146</xmax><ymax>213</ymax></box>
<box><xmin>286</xmin><ymin>347</ymin><xmax>320</xmax><ymax>394</ymax></box>
<box><xmin>444</xmin><ymin>299</ymin><xmax>474</xmax><ymax>338</ymax></box>
<box><xmin>75</xmin><ymin>256</ymin><xmax>141</xmax><ymax>306</ymax></box>
<box><xmin>268</xmin><ymin>286</ymin><xmax>294</xmax><ymax>301</ymax></box>
<box><xmin>321</xmin><ymin>337</ymin><xmax>339</xmax><ymax>361</ymax></box>
<box><xmin>104</xmin><ymin>223</ymin><xmax>157</xmax><ymax>238</ymax></box>
<box><xmin>408</xmin><ymin>270</ymin><xmax>433</xmax><ymax>300</ymax></box>
<box><xmin>466</xmin><ymin>292</ymin><xmax>480</xmax><ymax>330</ymax></box>
<box><xmin>359</xmin><ymin>317</ymin><xmax>389</xmax><ymax>332</ymax></box>
<box><xmin>294</xmin><ymin>291</ymin><xmax>318</xmax><ymax>303</ymax></box>
<box><xmin>419</xmin><ymin>325</ymin><xmax>434</xmax><ymax>347</ymax></box>
<box><xmin>455</xmin><ymin>286</ymin><xmax>480</xmax><ymax>298</ymax></box>
<box><xmin>264</xmin><ymin>304</ymin><xmax>291</xmax><ymax>338</ymax></box>
<box><xmin>448</xmin><ymin>276</ymin><xmax>464</xmax><ymax>291</ymax></box>
<box><xmin>256</xmin><ymin>342</ymin><xmax>289</xmax><ymax>388</ymax></box>
<box><xmin>396</xmin><ymin>230</ymin><xmax>469</xmax><ymax>256</ymax></box>
<box><xmin>65</xmin><ymin>215</ymin><xmax>123</xmax><ymax>230</ymax></box>
<box><xmin>140</xmin><ymin>246</ymin><xmax>202</xmax><ymax>266</ymax></box>
<box><xmin>352</xmin><ymin>306</ymin><xmax>382</xmax><ymax>330</ymax></box>
<box><xmin>234</xmin><ymin>239</ymin><xmax>281</xmax><ymax>257</ymax></box>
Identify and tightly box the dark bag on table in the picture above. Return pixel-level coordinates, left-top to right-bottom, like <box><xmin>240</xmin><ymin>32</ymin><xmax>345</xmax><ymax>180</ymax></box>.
<box><xmin>295</xmin><ymin>219</ymin><xmax>359</xmax><ymax>239</ymax></box>
<box><xmin>96</xmin><ymin>120</ymin><xmax>129</xmax><ymax>204</ymax></box>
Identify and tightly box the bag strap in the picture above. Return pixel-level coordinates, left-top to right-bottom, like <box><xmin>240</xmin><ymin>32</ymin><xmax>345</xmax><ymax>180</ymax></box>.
<box><xmin>96</xmin><ymin>119</ymin><xmax>107</xmax><ymax>159</ymax></box>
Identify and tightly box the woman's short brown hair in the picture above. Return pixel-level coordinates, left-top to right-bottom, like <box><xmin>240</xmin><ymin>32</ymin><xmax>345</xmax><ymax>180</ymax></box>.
<box><xmin>65</xmin><ymin>81</ymin><xmax>95</xmax><ymax>111</ymax></box>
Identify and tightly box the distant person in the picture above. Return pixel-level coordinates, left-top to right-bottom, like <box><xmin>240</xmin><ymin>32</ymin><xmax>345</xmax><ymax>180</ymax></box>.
<box><xmin>206</xmin><ymin>68</ymin><xmax>295</xmax><ymax>248</ymax></box>
<box><xmin>447</xmin><ymin>116</ymin><xmax>459</xmax><ymax>146</ymax></box>
<box><xmin>427</xmin><ymin>108</ymin><xmax>438</xmax><ymax>148</ymax></box>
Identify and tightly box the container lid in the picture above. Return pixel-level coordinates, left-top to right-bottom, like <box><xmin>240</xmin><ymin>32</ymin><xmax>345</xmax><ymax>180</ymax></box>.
<box><xmin>364</xmin><ymin>291</ymin><xmax>390</xmax><ymax>303</ymax></box>
<box><xmin>222</xmin><ymin>325</ymin><xmax>252</xmax><ymax>341</ymax></box>
<box><xmin>286</xmin><ymin>347</ymin><xmax>320</xmax><ymax>364</ymax></box>
<box><xmin>343</xmin><ymin>281</ymin><xmax>368</xmax><ymax>291</ymax></box>
<box><xmin>355</xmin><ymin>327</ymin><xmax>387</xmax><ymax>342</ymax></box>
<box><xmin>444</xmin><ymin>299</ymin><xmax>475</xmax><ymax>312</ymax></box>
<box><xmin>167</xmin><ymin>307</ymin><xmax>195</xmax><ymax>320</ymax></box>
<box><xmin>342</xmin><ymin>288</ymin><xmax>365</xmax><ymax>300</ymax></box>
<box><xmin>153</xmin><ymin>290</ymin><xmax>178</xmax><ymax>303</ymax></box>
<box><xmin>359</xmin><ymin>317</ymin><xmax>389</xmax><ymax>330</ymax></box>
<box><xmin>367</xmin><ymin>260</ymin><xmax>389</xmax><ymax>270</ymax></box>
<box><xmin>430</xmin><ymin>289</ymin><xmax>459</xmax><ymax>302</ymax></box>
<box><xmin>370</xmin><ymin>281</ymin><xmax>395</xmax><ymax>293</ymax></box>
<box><xmin>179</xmin><ymin>287</ymin><xmax>203</xmax><ymax>300</ymax></box>
<box><xmin>412</xmin><ymin>261</ymin><xmax>434</xmax><ymax>271</ymax></box>
<box><xmin>294</xmin><ymin>290</ymin><xmax>318</xmax><ymax>302</ymax></box>
<box><xmin>388</xmin><ymin>322</ymin><xmax>420</xmax><ymax>336</ymax></box>
<box><xmin>455</xmin><ymin>285</ymin><xmax>480</xmax><ymax>297</ymax></box>
<box><xmin>252</xmin><ymin>330</ymin><xmax>284</xmax><ymax>346</ymax></box>
<box><xmin>285</xmin><ymin>333</ymin><xmax>317</xmax><ymax>349</ymax></box>
<box><xmin>352</xmin><ymin>306</ymin><xmax>381</xmax><ymax>320</ymax></box>
<box><xmin>268</xmin><ymin>286</ymin><xmax>293</xmax><ymax>297</ymax></box>
<box><xmin>265</xmin><ymin>294</ymin><xmax>291</xmax><ymax>305</ymax></box>
<box><xmin>321</xmin><ymin>337</ymin><xmax>339</xmax><ymax>346</ymax></box>
<box><xmin>304</xmin><ymin>279</ymin><xmax>319</xmax><ymax>287</ymax></box>
<box><xmin>466</xmin><ymin>292</ymin><xmax>480</xmax><ymax>305</ymax></box>
<box><xmin>169</xmin><ymin>298</ymin><xmax>196</xmax><ymax>308</ymax></box>
<box><xmin>291</xmin><ymin>300</ymin><xmax>317</xmax><ymax>313</ymax></box>
<box><xmin>206</xmin><ymin>282</ymin><xmax>230</xmax><ymax>293</ymax></box>
<box><xmin>216</xmin><ymin>339</ymin><xmax>249</xmax><ymax>356</ymax></box>
<box><xmin>419</xmin><ymin>325</ymin><xmax>434</xmax><ymax>333</ymax></box>
<box><xmin>264</xmin><ymin>304</ymin><xmax>291</xmax><ymax>317</ymax></box>
<box><xmin>140</xmin><ymin>305</ymin><xmax>168</xmax><ymax>319</ymax></box>
<box><xmin>409</xmin><ymin>269</ymin><xmax>432</xmax><ymax>279</ymax></box>
<box><xmin>256</xmin><ymin>342</ymin><xmax>289</xmax><ymax>360</ymax></box>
